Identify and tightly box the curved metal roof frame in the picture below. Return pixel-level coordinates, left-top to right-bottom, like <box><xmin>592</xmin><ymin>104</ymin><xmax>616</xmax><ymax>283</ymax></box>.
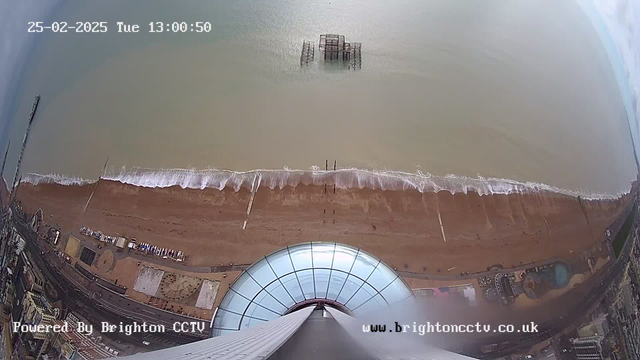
<box><xmin>212</xmin><ymin>242</ymin><xmax>413</xmax><ymax>337</ymax></box>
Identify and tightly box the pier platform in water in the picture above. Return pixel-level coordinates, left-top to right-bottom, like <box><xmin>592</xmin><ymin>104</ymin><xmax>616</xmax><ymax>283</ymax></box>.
<box><xmin>301</xmin><ymin>34</ymin><xmax>361</xmax><ymax>69</ymax></box>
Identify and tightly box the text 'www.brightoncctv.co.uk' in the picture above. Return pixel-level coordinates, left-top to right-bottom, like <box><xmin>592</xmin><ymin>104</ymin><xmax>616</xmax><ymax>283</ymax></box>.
<box><xmin>362</xmin><ymin>322</ymin><xmax>539</xmax><ymax>335</ymax></box>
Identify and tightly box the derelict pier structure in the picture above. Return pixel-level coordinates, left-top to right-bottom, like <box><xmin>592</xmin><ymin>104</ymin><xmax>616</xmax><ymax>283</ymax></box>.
<box><xmin>300</xmin><ymin>34</ymin><xmax>361</xmax><ymax>70</ymax></box>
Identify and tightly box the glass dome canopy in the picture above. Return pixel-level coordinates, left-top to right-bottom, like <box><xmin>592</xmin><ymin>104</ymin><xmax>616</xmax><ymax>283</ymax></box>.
<box><xmin>211</xmin><ymin>242</ymin><xmax>413</xmax><ymax>337</ymax></box>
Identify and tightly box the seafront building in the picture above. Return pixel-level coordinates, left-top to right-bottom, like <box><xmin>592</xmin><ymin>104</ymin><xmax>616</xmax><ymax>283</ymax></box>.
<box><xmin>48</xmin><ymin>315</ymin><xmax>115</xmax><ymax>359</ymax></box>
<box><xmin>570</xmin><ymin>336</ymin><xmax>606</xmax><ymax>360</ymax></box>
<box><xmin>14</xmin><ymin>291</ymin><xmax>57</xmax><ymax>359</ymax></box>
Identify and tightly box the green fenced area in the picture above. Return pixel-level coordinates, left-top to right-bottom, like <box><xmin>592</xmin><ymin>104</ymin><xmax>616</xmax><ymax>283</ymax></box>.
<box><xmin>613</xmin><ymin>205</ymin><xmax>636</xmax><ymax>258</ymax></box>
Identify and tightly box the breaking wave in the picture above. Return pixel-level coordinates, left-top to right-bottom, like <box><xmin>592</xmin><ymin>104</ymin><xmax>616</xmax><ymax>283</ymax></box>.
<box><xmin>96</xmin><ymin>167</ymin><xmax>625</xmax><ymax>200</ymax></box>
<box><xmin>17</xmin><ymin>167</ymin><xmax>631</xmax><ymax>200</ymax></box>
<box><xmin>21</xmin><ymin>173</ymin><xmax>95</xmax><ymax>186</ymax></box>
<box><xmin>18</xmin><ymin>167</ymin><xmax>629</xmax><ymax>200</ymax></box>
<box><xmin>19</xmin><ymin>167</ymin><xmax>629</xmax><ymax>200</ymax></box>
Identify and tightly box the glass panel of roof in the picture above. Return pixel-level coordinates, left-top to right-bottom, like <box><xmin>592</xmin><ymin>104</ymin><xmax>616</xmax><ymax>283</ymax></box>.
<box><xmin>367</xmin><ymin>264</ymin><xmax>398</xmax><ymax>290</ymax></box>
<box><xmin>326</xmin><ymin>270</ymin><xmax>348</xmax><ymax>301</ymax></box>
<box><xmin>240</xmin><ymin>315</ymin><xmax>267</xmax><ymax>330</ymax></box>
<box><xmin>214</xmin><ymin>309</ymin><xmax>244</xmax><ymax>330</ymax></box>
<box><xmin>350</xmin><ymin>252</ymin><xmax>379</xmax><ymax>281</ymax></box>
<box><xmin>265</xmin><ymin>280</ymin><xmax>296</xmax><ymax>308</ymax></box>
<box><xmin>345</xmin><ymin>282</ymin><xmax>378</xmax><ymax>310</ymax></box>
<box><xmin>336</xmin><ymin>275</ymin><xmax>364</xmax><ymax>304</ymax></box>
<box><xmin>219</xmin><ymin>289</ymin><xmax>250</xmax><ymax>314</ymax></box>
<box><xmin>233</xmin><ymin>272</ymin><xmax>262</xmax><ymax>299</ymax></box>
<box><xmin>245</xmin><ymin>301</ymin><xmax>282</xmax><ymax>321</ymax></box>
<box><xmin>289</xmin><ymin>243</ymin><xmax>313</xmax><ymax>270</ymax></box>
<box><xmin>331</xmin><ymin>245</ymin><xmax>359</xmax><ymax>272</ymax></box>
<box><xmin>314</xmin><ymin>269</ymin><xmax>331</xmax><ymax>299</ymax></box>
<box><xmin>311</xmin><ymin>242</ymin><xmax>335</xmax><ymax>269</ymax></box>
<box><xmin>253</xmin><ymin>289</ymin><xmax>288</xmax><ymax>314</ymax></box>
<box><xmin>247</xmin><ymin>258</ymin><xmax>277</xmax><ymax>287</ymax></box>
<box><xmin>265</xmin><ymin>248</ymin><xmax>294</xmax><ymax>277</ymax></box>
<box><xmin>381</xmin><ymin>277</ymin><xmax>414</xmax><ymax>305</ymax></box>
<box><xmin>353</xmin><ymin>293</ymin><xmax>388</xmax><ymax>315</ymax></box>
<box><xmin>213</xmin><ymin>243</ymin><xmax>414</xmax><ymax>336</ymax></box>
<box><xmin>297</xmin><ymin>269</ymin><xmax>316</xmax><ymax>299</ymax></box>
<box><xmin>280</xmin><ymin>272</ymin><xmax>305</xmax><ymax>302</ymax></box>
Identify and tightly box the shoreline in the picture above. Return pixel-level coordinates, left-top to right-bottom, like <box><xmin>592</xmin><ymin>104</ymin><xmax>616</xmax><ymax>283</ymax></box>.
<box><xmin>14</xmin><ymin>179</ymin><xmax>633</xmax><ymax>275</ymax></box>
<box><xmin>21</xmin><ymin>168</ymin><xmax>634</xmax><ymax>200</ymax></box>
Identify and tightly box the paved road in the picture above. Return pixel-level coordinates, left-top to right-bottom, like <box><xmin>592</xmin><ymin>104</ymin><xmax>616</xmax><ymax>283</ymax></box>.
<box><xmin>121</xmin><ymin>251</ymin><xmax>565</xmax><ymax>282</ymax></box>
<box><xmin>82</xmin><ymin>237</ymin><xmax>566</xmax><ymax>281</ymax></box>
<box><xmin>396</xmin><ymin>257</ymin><xmax>567</xmax><ymax>281</ymax></box>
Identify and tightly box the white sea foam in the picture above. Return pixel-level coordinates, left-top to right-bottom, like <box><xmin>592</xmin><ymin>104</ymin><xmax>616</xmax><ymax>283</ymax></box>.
<box><xmin>62</xmin><ymin>166</ymin><xmax>630</xmax><ymax>200</ymax></box>
<box><xmin>21</xmin><ymin>173</ymin><xmax>95</xmax><ymax>186</ymax></box>
<box><xmin>17</xmin><ymin>168</ymin><xmax>628</xmax><ymax>200</ymax></box>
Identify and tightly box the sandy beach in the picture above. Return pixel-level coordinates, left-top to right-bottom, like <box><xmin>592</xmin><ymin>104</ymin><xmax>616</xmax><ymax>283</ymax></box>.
<box><xmin>14</xmin><ymin>180</ymin><xmax>632</xmax><ymax>274</ymax></box>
